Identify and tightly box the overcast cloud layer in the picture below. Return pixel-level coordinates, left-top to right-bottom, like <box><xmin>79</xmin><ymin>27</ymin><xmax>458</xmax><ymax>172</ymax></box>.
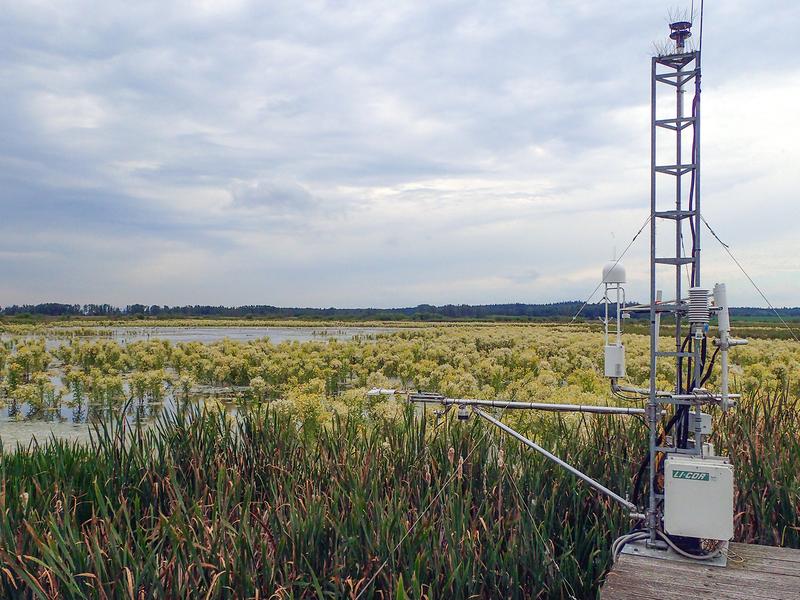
<box><xmin>1</xmin><ymin>1</ymin><xmax>798</xmax><ymax>308</ymax></box>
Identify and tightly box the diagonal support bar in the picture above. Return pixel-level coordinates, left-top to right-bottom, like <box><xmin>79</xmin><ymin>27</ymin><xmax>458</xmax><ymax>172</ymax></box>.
<box><xmin>473</xmin><ymin>408</ymin><xmax>637</xmax><ymax>512</ymax></box>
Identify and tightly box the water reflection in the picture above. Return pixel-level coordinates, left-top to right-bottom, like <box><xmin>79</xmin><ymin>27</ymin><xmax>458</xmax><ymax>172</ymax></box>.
<box><xmin>2</xmin><ymin>325</ymin><xmax>394</xmax><ymax>350</ymax></box>
<box><xmin>0</xmin><ymin>325</ymin><xmax>396</xmax><ymax>449</ymax></box>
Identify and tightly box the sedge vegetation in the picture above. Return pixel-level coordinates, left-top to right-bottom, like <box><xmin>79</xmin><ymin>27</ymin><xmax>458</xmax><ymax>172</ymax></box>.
<box><xmin>0</xmin><ymin>324</ymin><xmax>798</xmax><ymax>598</ymax></box>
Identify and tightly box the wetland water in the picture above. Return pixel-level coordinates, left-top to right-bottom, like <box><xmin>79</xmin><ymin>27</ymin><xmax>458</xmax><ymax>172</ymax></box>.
<box><xmin>0</xmin><ymin>326</ymin><xmax>395</xmax><ymax>449</ymax></box>
<box><xmin>7</xmin><ymin>325</ymin><xmax>395</xmax><ymax>350</ymax></box>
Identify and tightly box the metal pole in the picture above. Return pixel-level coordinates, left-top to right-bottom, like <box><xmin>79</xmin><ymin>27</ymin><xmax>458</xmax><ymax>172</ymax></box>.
<box><xmin>408</xmin><ymin>396</ymin><xmax>648</xmax><ymax>415</ymax></box>
<box><xmin>473</xmin><ymin>408</ymin><xmax>637</xmax><ymax>512</ymax></box>
<box><xmin>693</xmin><ymin>333</ymin><xmax>703</xmax><ymax>455</ymax></box>
<box><xmin>616</xmin><ymin>284</ymin><xmax>622</xmax><ymax>345</ymax></box>
<box><xmin>694</xmin><ymin>50</ymin><xmax>702</xmax><ymax>288</ymax></box>
<box><xmin>648</xmin><ymin>55</ymin><xmax>659</xmax><ymax>545</ymax></box>
<box><xmin>691</xmin><ymin>51</ymin><xmax>703</xmax><ymax>456</ymax></box>
<box><xmin>675</xmin><ymin>62</ymin><xmax>685</xmax><ymax>403</ymax></box>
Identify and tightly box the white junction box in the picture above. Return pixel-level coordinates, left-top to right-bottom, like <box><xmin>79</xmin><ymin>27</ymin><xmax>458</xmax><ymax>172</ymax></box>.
<box><xmin>664</xmin><ymin>455</ymin><xmax>734</xmax><ymax>540</ymax></box>
<box><xmin>604</xmin><ymin>345</ymin><xmax>626</xmax><ymax>378</ymax></box>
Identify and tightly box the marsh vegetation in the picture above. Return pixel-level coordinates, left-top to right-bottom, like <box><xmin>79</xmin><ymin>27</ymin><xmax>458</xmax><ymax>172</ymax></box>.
<box><xmin>0</xmin><ymin>322</ymin><xmax>797</xmax><ymax>598</ymax></box>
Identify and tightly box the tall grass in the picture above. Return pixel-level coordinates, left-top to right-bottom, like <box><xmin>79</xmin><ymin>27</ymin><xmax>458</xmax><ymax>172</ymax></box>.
<box><xmin>0</xmin><ymin>390</ymin><xmax>797</xmax><ymax>599</ymax></box>
<box><xmin>715</xmin><ymin>389</ymin><xmax>800</xmax><ymax>548</ymax></box>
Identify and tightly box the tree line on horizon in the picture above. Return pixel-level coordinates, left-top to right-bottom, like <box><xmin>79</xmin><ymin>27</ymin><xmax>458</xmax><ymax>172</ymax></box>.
<box><xmin>1</xmin><ymin>302</ymin><xmax>798</xmax><ymax>321</ymax></box>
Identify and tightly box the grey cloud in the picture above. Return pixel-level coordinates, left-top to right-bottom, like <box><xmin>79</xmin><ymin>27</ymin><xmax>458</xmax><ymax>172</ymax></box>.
<box><xmin>504</xmin><ymin>269</ymin><xmax>542</xmax><ymax>285</ymax></box>
<box><xmin>230</xmin><ymin>179</ymin><xmax>315</xmax><ymax>212</ymax></box>
<box><xmin>0</xmin><ymin>1</ymin><xmax>797</xmax><ymax>306</ymax></box>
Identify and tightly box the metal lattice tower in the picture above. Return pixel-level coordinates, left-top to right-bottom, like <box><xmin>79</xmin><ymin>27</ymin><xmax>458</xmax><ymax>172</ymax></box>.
<box><xmin>646</xmin><ymin>23</ymin><xmax>703</xmax><ymax>544</ymax></box>
<box><xmin>371</xmin><ymin>13</ymin><xmax>743</xmax><ymax>568</ymax></box>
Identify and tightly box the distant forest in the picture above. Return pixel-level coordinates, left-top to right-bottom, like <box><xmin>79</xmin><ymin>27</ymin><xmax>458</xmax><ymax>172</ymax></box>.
<box><xmin>1</xmin><ymin>302</ymin><xmax>799</xmax><ymax>321</ymax></box>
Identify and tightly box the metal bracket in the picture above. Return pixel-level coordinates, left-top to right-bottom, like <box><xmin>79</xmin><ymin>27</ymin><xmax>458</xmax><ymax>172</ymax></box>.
<box><xmin>621</xmin><ymin>539</ymin><xmax>729</xmax><ymax>567</ymax></box>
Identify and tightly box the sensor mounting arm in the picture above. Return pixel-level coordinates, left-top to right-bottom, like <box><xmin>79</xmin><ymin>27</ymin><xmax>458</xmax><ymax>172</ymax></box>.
<box><xmin>473</xmin><ymin>408</ymin><xmax>637</xmax><ymax>512</ymax></box>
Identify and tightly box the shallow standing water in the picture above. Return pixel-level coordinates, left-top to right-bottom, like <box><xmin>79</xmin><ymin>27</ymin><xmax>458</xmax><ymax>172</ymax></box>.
<box><xmin>0</xmin><ymin>326</ymin><xmax>396</xmax><ymax>450</ymax></box>
<box><xmin>3</xmin><ymin>325</ymin><xmax>396</xmax><ymax>350</ymax></box>
<box><xmin>89</xmin><ymin>325</ymin><xmax>395</xmax><ymax>345</ymax></box>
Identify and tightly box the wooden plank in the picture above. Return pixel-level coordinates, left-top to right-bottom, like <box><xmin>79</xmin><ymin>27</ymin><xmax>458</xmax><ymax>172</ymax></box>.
<box><xmin>607</xmin><ymin>557</ymin><xmax>799</xmax><ymax>598</ymax></box>
<box><xmin>730</xmin><ymin>542</ymin><xmax>800</xmax><ymax>563</ymax></box>
<box><xmin>728</xmin><ymin>558</ymin><xmax>800</xmax><ymax>577</ymax></box>
<box><xmin>604</xmin><ymin>559</ymin><xmax>800</xmax><ymax>598</ymax></box>
<box><xmin>601</xmin><ymin>577</ymin><xmax>792</xmax><ymax>599</ymax></box>
<box><xmin>603</xmin><ymin>575</ymin><xmax>789</xmax><ymax>600</ymax></box>
<box><xmin>602</xmin><ymin>556</ymin><xmax>800</xmax><ymax>599</ymax></box>
<box><xmin>611</xmin><ymin>554</ymin><xmax>799</xmax><ymax>585</ymax></box>
<box><xmin>601</xmin><ymin>543</ymin><xmax>800</xmax><ymax>600</ymax></box>
<box><xmin>727</xmin><ymin>543</ymin><xmax>800</xmax><ymax>577</ymax></box>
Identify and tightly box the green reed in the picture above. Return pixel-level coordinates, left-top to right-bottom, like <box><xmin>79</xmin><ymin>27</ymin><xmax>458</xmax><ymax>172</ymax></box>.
<box><xmin>0</xmin><ymin>390</ymin><xmax>797</xmax><ymax>599</ymax></box>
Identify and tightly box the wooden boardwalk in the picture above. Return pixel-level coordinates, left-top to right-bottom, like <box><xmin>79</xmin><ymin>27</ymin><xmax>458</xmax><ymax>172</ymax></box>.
<box><xmin>601</xmin><ymin>542</ymin><xmax>800</xmax><ymax>599</ymax></box>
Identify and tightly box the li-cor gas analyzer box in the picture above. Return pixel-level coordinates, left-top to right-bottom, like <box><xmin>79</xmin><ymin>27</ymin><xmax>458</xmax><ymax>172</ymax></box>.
<box><xmin>664</xmin><ymin>455</ymin><xmax>734</xmax><ymax>541</ymax></box>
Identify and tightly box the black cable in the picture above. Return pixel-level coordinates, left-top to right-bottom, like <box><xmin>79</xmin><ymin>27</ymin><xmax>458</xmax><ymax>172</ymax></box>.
<box><xmin>631</xmin><ymin>450</ymin><xmax>649</xmax><ymax>507</ymax></box>
<box><xmin>679</xmin><ymin>333</ymin><xmax>698</xmax><ymax>448</ymax></box>
<box><xmin>687</xmin><ymin>31</ymin><xmax>701</xmax><ymax>286</ymax></box>
<box><xmin>631</xmin><ymin>405</ymin><xmax>686</xmax><ymax>506</ymax></box>
<box><xmin>682</xmin><ymin>337</ymin><xmax>699</xmax><ymax>446</ymax></box>
<box><xmin>699</xmin><ymin>346</ymin><xmax>719</xmax><ymax>387</ymax></box>
<box><xmin>631</xmin><ymin>332</ymin><xmax>692</xmax><ymax>504</ymax></box>
<box><xmin>688</xmin><ymin>88</ymin><xmax>699</xmax><ymax>285</ymax></box>
<box><xmin>680</xmin><ymin>333</ymin><xmax>708</xmax><ymax>448</ymax></box>
<box><xmin>612</xmin><ymin>389</ymin><xmax>645</xmax><ymax>403</ymax></box>
<box><xmin>677</xmin><ymin>333</ymin><xmax>690</xmax><ymax>399</ymax></box>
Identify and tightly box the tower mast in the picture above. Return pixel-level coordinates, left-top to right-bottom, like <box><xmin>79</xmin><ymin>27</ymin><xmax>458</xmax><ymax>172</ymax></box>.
<box><xmin>372</xmin><ymin>9</ymin><xmax>745</xmax><ymax>568</ymax></box>
<box><xmin>647</xmin><ymin>20</ymin><xmax>704</xmax><ymax>545</ymax></box>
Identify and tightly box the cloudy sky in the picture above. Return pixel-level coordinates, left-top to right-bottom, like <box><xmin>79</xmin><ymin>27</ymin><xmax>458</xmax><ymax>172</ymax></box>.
<box><xmin>1</xmin><ymin>1</ymin><xmax>797</xmax><ymax>308</ymax></box>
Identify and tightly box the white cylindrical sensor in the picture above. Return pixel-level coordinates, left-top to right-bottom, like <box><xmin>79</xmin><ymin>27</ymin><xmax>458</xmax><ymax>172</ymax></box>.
<box><xmin>714</xmin><ymin>283</ymin><xmax>730</xmax><ymax>334</ymax></box>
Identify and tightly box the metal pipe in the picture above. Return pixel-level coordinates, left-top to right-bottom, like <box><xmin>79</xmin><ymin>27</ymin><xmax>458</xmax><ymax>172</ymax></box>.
<box><xmin>648</xmin><ymin>54</ymin><xmax>659</xmax><ymax>545</ymax></box>
<box><xmin>695</xmin><ymin>49</ymin><xmax>702</xmax><ymax>287</ymax></box>
<box><xmin>668</xmin><ymin>392</ymin><xmax>739</xmax><ymax>401</ymax></box>
<box><xmin>714</xmin><ymin>282</ymin><xmax>731</xmax><ymax>411</ymax></box>
<box><xmin>408</xmin><ymin>395</ymin><xmax>648</xmax><ymax>415</ymax></box>
<box><xmin>692</xmin><ymin>332</ymin><xmax>704</xmax><ymax>456</ymax></box>
<box><xmin>473</xmin><ymin>408</ymin><xmax>637</xmax><ymax>512</ymax></box>
<box><xmin>720</xmin><ymin>347</ymin><xmax>729</xmax><ymax>408</ymax></box>
<box><xmin>616</xmin><ymin>284</ymin><xmax>622</xmax><ymax>346</ymax></box>
<box><xmin>629</xmin><ymin>512</ymin><xmax>647</xmax><ymax>521</ymax></box>
<box><xmin>654</xmin><ymin>290</ymin><xmax>662</xmax><ymax>353</ymax></box>
<box><xmin>615</xmin><ymin>382</ymin><xmax>734</xmax><ymax>403</ymax></box>
<box><xmin>604</xmin><ymin>284</ymin><xmax>610</xmax><ymax>342</ymax></box>
<box><xmin>615</xmin><ymin>383</ymin><xmax>671</xmax><ymax>397</ymax></box>
<box><xmin>711</xmin><ymin>283</ymin><xmax>747</xmax><ymax>411</ymax></box>
<box><xmin>675</xmin><ymin>58</ymin><xmax>685</xmax><ymax>404</ymax></box>
<box><xmin>691</xmin><ymin>49</ymin><xmax>704</xmax><ymax>458</ymax></box>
